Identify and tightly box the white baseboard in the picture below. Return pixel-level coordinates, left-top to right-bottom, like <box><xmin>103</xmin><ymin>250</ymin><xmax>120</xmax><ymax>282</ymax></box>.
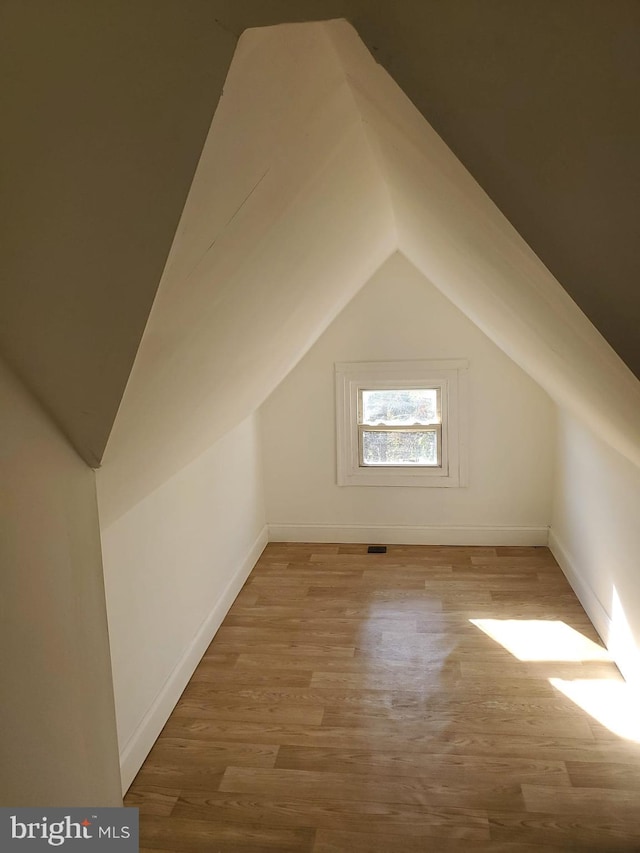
<box><xmin>118</xmin><ymin>525</ymin><xmax>268</xmax><ymax>793</ymax></box>
<box><xmin>548</xmin><ymin>527</ymin><xmax>613</xmax><ymax>647</ymax></box>
<box><xmin>549</xmin><ymin>527</ymin><xmax>640</xmax><ymax>687</ymax></box>
<box><xmin>268</xmin><ymin>523</ymin><xmax>549</xmax><ymax>546</ymax></box>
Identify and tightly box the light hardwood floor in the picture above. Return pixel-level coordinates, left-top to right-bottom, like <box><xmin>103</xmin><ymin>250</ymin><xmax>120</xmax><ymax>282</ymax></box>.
<box><xmin>126</xmin><ymin>544</ymin><xmax>640</xmax><ymax>852</ymax></box>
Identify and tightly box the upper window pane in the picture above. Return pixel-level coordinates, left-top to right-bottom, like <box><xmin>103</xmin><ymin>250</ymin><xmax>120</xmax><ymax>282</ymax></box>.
<box><xmin>361</xmin><ymin>388</ymin><xmax>438</xmax><ymax>425</ymax></box>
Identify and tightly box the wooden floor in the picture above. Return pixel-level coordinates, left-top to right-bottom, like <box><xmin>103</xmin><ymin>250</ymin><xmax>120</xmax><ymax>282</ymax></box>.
<box><xmin>126</xmin><ymin>544</ymin><xmax>640</xmax><ymax>852</ymax></box>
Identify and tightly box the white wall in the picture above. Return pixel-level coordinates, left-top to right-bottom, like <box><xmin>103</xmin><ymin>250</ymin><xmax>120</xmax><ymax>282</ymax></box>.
<box><xmin>98</xmin><ymin>415</ymin><xmax>266</xmax><ymax>791</ymax></box>
<box><xmin>99</xmin><ymin>21</ymin><xmax>395</xmax><ymax>528</ymax></box>
<box><xmin>327</xmin><ymin>21</ymin><xmax>640</xmax><ymax>473</ymax></box>
<box><xmin>96</xmin><ymin>22</ymin><xmax>393</xmax><ymax>789</ymax></box>
<box><xmin>0</xmin><ymin>357</ymin><xmax>121</xmax><ymax>806</ymax></box>
<box><xmin>551</xmin><ymin>410</ymin><xmax>640</xmax><ymax>686</ymax></box>
<box><xmin>260</xmin><ymin>253</ymin><xmax>555</xmax><ymax>544</ymax></box>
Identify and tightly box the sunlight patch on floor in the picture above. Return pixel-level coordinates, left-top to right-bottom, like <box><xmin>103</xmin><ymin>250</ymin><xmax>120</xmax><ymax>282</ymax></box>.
<box><xmin>550</xmin><ymin>678</ymin><xmax>640</xmax><ymax>743</ymax></box>
<box><xmin>469</xmin><ymin>619</ymin><xmax>612</xmax><ymax>662</ymax></box>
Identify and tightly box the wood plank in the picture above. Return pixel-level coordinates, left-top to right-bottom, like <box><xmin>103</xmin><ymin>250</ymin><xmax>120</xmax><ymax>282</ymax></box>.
<box><xmin>238</xmin><ymin>652</ymin><xmax>460</xmax><ymax>677</ymax></box>
<box><xmin>219</xmin><ymin>766</ymin><xmax>527</xmax><ymax>811</ymax></box>
<box><xmin>206</xmin><ymin>641</ymin><xmax>356</xmax><ymax>658</ymax></box>
<box><xmin>159</xmin><ymin>718</ymin><xmax>640</xmax><ymax>764</ymax></box>
<box><xmin>321</xmin><ymin>709</ymin><xmax>595</xmax><ymax>740</ymax></box>
<box><xmin>312</xmin><ymin>828</ymin><xmax>567</xmax><ymax>852</ymax></box>
<box><xmin>489</xmin><ymin>810</ymin><xmax>640</xmax><ymax>850</ymax></box>
<box><xmin>460</xmin><ymin>660</ymin><xmax>623</xmax><ymax>680</ymax></box>
<box><xmin>214</xmin><ymin>627</ymin><xmax>366</xmax><ymax>645</ymax></box>
<box><xmin>230</xmin><ymin>602</ymin><xmax>438</xmax><ymax>619</ymax></box>
<box><xmin>138</xmin><ymin>815</ymin><xmax>315</xmax><ymax>852</ymax></box>
<box><xmin>172</xmin><ymin>699</ymin><xmax>324</xmax><ymax>726</ymax></box>
<box><xmin>171</xmin><ymin>792</ymin><xmax>489</xmax><ymax>840</ymax></box>
<box><xmin>522</xmin><ymin>783</ymin><xmax>640</xmax><ymax>816</ymax></box>
<box><xmin>304</xmin><ymin>587</ymin><xmax>449</xmax><ymax>606</ymax></box>
<box><xmin>124</xmin><ymin>786</ymin><xmax>180</xmax><ymax>816</ymax></box>
<box><xmin>275</xmin><ymin>746</ymin><xmax>572</xmax><ymax>787</ymax></box>
<box><xmin>223</xmin><ymin>616</ymin><xmax>418</xmax><ymax>633</ymax></box>
<box><xmin>131</xmin><ymin>740</ymin><xmax>278</xmax><ymax>789</ymax></box>
<box><xmin>191</xmin><ymin>664</ymin><xmax>313</xmax><ymax>687</ymax></box>
<box><xmin>566</xmin><ymin>760</ymin><xmax>640</xmax><ymax>790</ymax></box>
<box><xmin>310</xmin><ymin>672</ymin><xmax>557</xmax><ymax>696</ymax></box>
<box><xmin>181</xmin><ymin>685</ymin><xmax>396</xmax><ymax>713</ymax></box>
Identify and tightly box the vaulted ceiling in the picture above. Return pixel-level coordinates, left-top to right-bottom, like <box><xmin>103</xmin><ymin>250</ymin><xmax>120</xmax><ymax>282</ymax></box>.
<box><xmin>2</xmin><ymin>1</ymin><xmax>639</xmax><ymax>467</ymax></box>
<box><xmin>95</xmin><ymin>18</ymin><xmax>640</xmax><ymax>527</ymax></box>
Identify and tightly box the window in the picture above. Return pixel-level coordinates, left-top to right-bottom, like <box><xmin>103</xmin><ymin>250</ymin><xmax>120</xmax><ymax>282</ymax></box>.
<box><xmin>335</xmin><ymin>360</ymin><xmax>468</xmax><ymax>487</ymax></box>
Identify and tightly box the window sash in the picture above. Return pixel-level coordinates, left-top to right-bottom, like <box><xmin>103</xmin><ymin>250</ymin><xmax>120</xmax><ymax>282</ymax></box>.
<box><xmin>358</xmin><ymin>387</ymin><xmax>442</xmax><ymax>427</ymax></box>
<box><xmin>358</xmin><ymin>424</ymin><xmax>442</xmax><ymax>467</ymax></box>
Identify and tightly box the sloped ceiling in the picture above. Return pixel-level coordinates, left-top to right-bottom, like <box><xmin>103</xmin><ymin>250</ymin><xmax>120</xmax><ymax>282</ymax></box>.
<box><xmin>1</xmin><ymin>2</ymin><xmax>639</xmax><ymax>468</ymax></box>
<box><xmin>99</xmin><ymin>21</ymin><xmax>395</xmax><ymax>523</ymax></box>
<box><xmin>0</xmin><ymin>0</ymin><xmax>236</xmax><ymax>466</ymax></box>
<box><xmin>330</xmin><ymin>23</ymin><xmax>640</xmax><ymax>465</ymax></box>
<box><xmin>98</xmin><ymin>20</ymin><xmax>640</xmax><ymax>527</ymax></box>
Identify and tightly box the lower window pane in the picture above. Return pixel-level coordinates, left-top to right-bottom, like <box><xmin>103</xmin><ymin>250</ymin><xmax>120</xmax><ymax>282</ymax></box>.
<box><xmin>361</xmin><ymin>430</ymin><xmax>438</xmax><ymax>466</ymax></box>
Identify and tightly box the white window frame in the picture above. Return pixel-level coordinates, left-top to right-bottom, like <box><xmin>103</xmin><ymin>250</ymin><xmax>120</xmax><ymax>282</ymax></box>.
<box><xmin>335</xmin><ymin>359</ymin><xmax>468</xmax><ymax>487</ymax></box>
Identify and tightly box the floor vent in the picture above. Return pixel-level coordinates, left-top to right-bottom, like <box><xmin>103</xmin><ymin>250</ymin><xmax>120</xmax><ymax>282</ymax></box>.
<box><xmin>367</xmin><ymin>545</ymin><xmax>387</xmax><ymax>554</ymax></box>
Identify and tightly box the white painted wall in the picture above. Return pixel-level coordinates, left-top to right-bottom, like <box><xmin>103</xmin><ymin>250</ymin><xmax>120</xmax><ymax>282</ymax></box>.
<box><xmin>550</xmin><ymin>410</ymin><xmax>640</xmax><ymax>687</ymax></box>
<box><xmin>260</xmin><ymin>253</ymin><xmax>555</xmax><ymax>544</ymax></box>
<box><xmin>99</xmin><ymin>21</ymin><xmax>395</xmax><ymax>528</ymax></box>
<box><xmin>98</xmin><ymin>415</ymin><xmax>266</xmax><ymax>791</ymax></box>
<box><xmin>0</xmin><ymin>357</ymin><xmax>121</xmax><ymax>806</ymax></box>
<box><xmin>327</xmin><ymin>20</ymin><xmax>640</xmax><ymax>473</ymax></box>
<box><xmin>95</xmin><ymin>21</ymin><xmax>394</xmax><ymax>789</ymax></box>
